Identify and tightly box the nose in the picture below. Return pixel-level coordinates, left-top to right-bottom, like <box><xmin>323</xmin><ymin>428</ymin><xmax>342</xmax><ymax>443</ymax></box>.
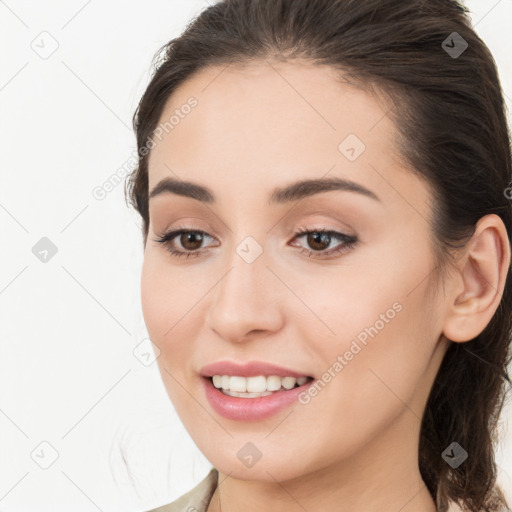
<box><xmin>205</xmin><ymin>247</ymin><xmax>285</xmax><ymax>344</ymax></box>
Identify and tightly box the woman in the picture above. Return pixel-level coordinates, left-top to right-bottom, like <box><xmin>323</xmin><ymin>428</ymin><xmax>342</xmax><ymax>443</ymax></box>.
<box><xmin>125</xmin><ymin>0</ymin><xmax>512</xmax><ymax>510</ymax></box>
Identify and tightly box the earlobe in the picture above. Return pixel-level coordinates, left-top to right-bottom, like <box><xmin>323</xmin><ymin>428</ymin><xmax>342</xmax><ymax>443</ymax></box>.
<box><xmin>442</xmin><ymin>214</ymin><xmax>511</xmax><ymax>343</ymax></box>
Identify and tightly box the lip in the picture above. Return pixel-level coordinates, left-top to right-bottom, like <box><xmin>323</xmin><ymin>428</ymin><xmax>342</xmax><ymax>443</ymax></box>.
<box><xmin>199</xmin><ymin>360</ymin><xmax>312</xmax><ymax>378</ymax></box>
<box><xmin>201</xmin><ymin>375</ymin><xmax>314</xmax><ymax>421</ymax></box>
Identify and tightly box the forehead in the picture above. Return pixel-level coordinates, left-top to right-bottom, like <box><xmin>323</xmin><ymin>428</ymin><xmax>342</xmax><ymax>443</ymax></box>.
<box><xmin>147</xmin><ymin>59</ymin><xmax>417</xmax><ymax>208</ymax></box>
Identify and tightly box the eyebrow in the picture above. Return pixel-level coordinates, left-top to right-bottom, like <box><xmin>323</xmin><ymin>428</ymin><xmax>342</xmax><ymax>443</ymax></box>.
<box><xmin>148</xmin><ymin>176</ymin><xmax>380</xmax><ymax>205</ymax></box>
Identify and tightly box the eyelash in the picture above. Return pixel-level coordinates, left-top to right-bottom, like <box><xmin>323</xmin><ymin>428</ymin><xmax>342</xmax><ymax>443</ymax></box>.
<box><xmin>152</xmin><ymin>224</ymin><xmax>358</xmax><ymax>260</ymax></box>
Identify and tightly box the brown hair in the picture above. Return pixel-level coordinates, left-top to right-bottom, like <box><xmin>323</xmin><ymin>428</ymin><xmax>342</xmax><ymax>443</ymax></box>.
<box><xmin>125</xmin><ymin>1</ymin><xmax>512</xmax><ymax>510</ymax></box>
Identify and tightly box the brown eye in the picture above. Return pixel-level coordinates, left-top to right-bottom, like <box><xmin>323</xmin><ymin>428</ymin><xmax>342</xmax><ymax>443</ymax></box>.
<box><xmin>152</xmin><ymin>228</ymin><xmax>215</xmax><ymax>259</ymax></box>
<box><xmin>179</xmin><ymin>231</ymin><xmax>204</xmax><ymax>251</ymax></box>
<box><xmin>292</xmin><ymin>228</ymin><xmax>358</xmax><ymax>259</ymax></box>
<box><xmin>305</xmin><ymin>232</ymin><xmax>332</xmax><ymax>251</ymax></box>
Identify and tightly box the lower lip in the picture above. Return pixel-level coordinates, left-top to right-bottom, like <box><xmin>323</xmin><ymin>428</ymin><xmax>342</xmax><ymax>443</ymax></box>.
<box><xmin>202</xmin><ymin>377</ymin><xmax>312</xmax><ymax>421</ymax></box>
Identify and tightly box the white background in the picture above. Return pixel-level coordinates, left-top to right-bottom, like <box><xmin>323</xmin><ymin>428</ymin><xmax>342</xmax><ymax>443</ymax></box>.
<box><xmin>1</xmin><ymin>1</ymin><xmax>511</xmax><ymax>511</ymax></box>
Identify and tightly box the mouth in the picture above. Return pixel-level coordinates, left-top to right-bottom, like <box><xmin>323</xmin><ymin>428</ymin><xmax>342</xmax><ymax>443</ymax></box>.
<box><xmin>201</xmin><ymin>373</ymin><xmax>315</xmax><ymax>421</ymax></box>
<box><xmin>199</xmin><ymin>360</ymin><xmax>316</xmax><ymax>420</ymax></box>
<box><xmin>207</xmin><ymin>374</ymin><xmax>315</xmax><ymax>398</ymax></box>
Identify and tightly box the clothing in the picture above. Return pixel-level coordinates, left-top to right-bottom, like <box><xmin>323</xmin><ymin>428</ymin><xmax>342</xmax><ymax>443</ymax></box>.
<box><xmin>146</xmin><ymin>468</ymin><xmax>218</xmax><ymax>512</ymax></box>
<box><xmin>145</xmin><ymin>467</ymin><xmax>467</xmax><ymax>512</ymax></box>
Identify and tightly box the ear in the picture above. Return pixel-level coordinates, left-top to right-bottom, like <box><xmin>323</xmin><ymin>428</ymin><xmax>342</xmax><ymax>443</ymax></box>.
<box><xmin>442</xmin><ymin>214</ymin><xmax>511</xmax><ymax>343</ymax></box>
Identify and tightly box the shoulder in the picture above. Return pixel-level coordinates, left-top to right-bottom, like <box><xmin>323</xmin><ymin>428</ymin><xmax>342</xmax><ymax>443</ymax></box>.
<box><xmin>143</xmin><ymin>467</ymin><xmax>218</xmax><ymax>512</ymax></box>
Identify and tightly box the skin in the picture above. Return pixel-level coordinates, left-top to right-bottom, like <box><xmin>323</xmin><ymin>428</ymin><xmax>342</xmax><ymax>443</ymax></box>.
<box><xmin>140</xmin><ymin>59</ymin><xmax>510</xmax><ymax>512</ymax></box>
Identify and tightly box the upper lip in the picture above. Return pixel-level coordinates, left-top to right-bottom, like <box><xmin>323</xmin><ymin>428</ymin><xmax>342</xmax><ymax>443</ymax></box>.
<box><xmin>200</xmin><ymin>360</ymin><xmax>312</xmax><ymax>378</ymax></box>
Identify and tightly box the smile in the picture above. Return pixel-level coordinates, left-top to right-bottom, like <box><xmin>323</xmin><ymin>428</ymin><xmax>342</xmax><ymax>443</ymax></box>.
<box><xmin>211</xmin><ymin>374</ymin><xmax>312</xmax><ymax>397</ymax></box>
<box><xmin>202</xmin><ymin>374</ymin><xmax>315</xmax><ymax>421</ymax></box>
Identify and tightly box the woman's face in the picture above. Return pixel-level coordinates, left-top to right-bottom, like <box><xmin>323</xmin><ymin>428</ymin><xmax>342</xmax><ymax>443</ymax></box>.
<box><xmin>141</xmin><ymin>60</ymin><xmax>450</xmax><ymax>482</ymax></box>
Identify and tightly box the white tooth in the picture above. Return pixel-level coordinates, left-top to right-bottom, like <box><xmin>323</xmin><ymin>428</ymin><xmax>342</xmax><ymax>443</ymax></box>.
<box><xmin>214</xmin><ymin>374</ymin><xmax>307</xmax><ymax>392</ymax></box>
<box><xmin>223</xmin><ymin>389</ymin><xmax>273</xmax><ymax>398</ymax></box>
<box><xmin>239</xmin><ymin>391</ymin><xmax>272</xmax><ymax>398</ymax></box>
<box><xmin>246</xmin><ymin>376</ymin><xmax>267</xmax><ymax>393</ymax></box>
<box><xmin>281</xmin><ymin>377</ymin><xmax>297</xmax><ymax>390</ymax></box>
<box><xmin>229</xmin><ymin>376</ymin><xmax>247</xmax><ymax>392</ymax></box>
<box><xmin>266</xmin><ymin>375</ymin><xmax>282</xmax><ymax>391</ymax></box>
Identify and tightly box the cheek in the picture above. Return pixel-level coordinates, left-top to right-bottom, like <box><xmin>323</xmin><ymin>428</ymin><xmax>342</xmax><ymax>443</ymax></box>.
<box><xmin>140</xmin><ymin>251</ymin><xmax>209</xmax><ymax>385</ymax></box>
<box><xmin>140</xmin><ymin>255</ymin><xmax>165</xmax><ymax>339</ymax></box>
<box><xmin>140</xmin><ymin>254</ymin><xmax>189</xmax><ymax>357</ymax></box>
<box><xmin>300</xmin><ymin>246</ymin><xmax>439</xmax><ymax>413</ymax></box>
<box><xmin>284</xmin><ymin>264</ymin><xmax>401</xmax><ymax>356</ymax></box>
<box><xmin>281</xmin><ymin>292</ymin><xmax>437</xmax><ymax>472</ymax></box>
<box><xmin>141</xmin><ymin>257</ymin><xmax>195</xmax><ymax>413</ymax></box>
<box><xmin>141</xmin><ymin>251</ymin><xmax>192</xmax><ymax>332</ymax></box>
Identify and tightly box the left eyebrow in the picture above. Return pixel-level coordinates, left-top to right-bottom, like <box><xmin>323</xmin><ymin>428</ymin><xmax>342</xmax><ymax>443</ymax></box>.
<box><xmin>268</xmin><ymin>176</ymin><xmax>380</xmax><ymax>205</ymax></box>
<box><xmin>148</xmin><ymin>176</ymin><xmax>380</xmax><ymax>204</ymax></box>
